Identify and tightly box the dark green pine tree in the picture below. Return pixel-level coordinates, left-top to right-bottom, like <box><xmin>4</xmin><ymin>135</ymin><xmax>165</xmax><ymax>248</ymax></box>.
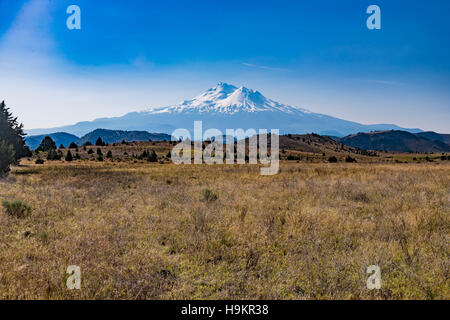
<box><xmin>96</xmin><ymin>137</ymin><xmax>105</xmax><ymax>146</ymax></box>
<box><xmin>0</xmin><ymin>140</ymin><xmax>15</xmax><ymax>176</ymax></box>
<box><xmin>65</xmin><ymin>150</ymin><xmax>73</xmax><ymax>162</ymax></box>
<box><xmin>37</xmin><ymin>136</ymin><xmax>57</xmax><ymax>152</ymax></box>
<box><xmin>0</xmin><ymin>100</ymin><xmax>31</xmax><ymax>161</ymax></box>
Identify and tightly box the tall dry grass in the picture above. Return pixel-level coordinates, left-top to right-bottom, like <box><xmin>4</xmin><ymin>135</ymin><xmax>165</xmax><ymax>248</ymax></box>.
<box><xmin>0</xmin><ymin>161</ymin><xmax>448</xmax><ymax>299</ymax></box>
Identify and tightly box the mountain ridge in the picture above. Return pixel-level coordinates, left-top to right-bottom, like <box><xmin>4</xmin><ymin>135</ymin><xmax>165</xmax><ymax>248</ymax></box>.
<box><xmin>26</xmin><ymin>128</ymin><xmax>450</xmax><ymax>153</ymax></box>
<box><xmin>26</xmin><ymin>83</ymin><xmax>423</xmax><ymax>137</ymax></box>
<box><xmin>25</xmin><ymin>132</ymin><xmax>80</xmax><ymax>150</ymax></box>
<box><xmin>338</xmin><ymin>130</ymin><xmax>450</xmax><ymax>153</ymax></box>
<box><xmin>25</xmin><ymin>129</ymin><xmax>172</xmax><ymax>150</ymax></box>
<box><xmin>76</xmin><ymin>129</ymin><xmax>172</xmax><ymax>145</ymax></box>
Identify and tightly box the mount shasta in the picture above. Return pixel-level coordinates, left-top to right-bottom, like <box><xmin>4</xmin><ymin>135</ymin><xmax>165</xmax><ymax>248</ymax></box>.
<box><xmin>27</xmin><ymin>83</ymin><xmax>421</xmax><ymax>137</ymax></box>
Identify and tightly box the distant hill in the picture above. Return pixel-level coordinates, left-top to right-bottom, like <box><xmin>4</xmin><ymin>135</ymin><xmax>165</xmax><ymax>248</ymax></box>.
<box><xmin>278</xmin><ymin>133</ymin><xmax>375</xmax><ymax>155</ymax></box>
<box><xmin>223</xmin><ymin>133</ymin><xmax>373</xmax><ymax>155</ymax></box>
<box><xmin>25</xmin><ymin>132</ymin><xmax>79</xmax><ymax>150</ymax></box>
<box><xmin>76</xmin><ymin>129</ymin><xmax>172</xmax><ymax>145</ymax></box>
<box><xmin>443</xmin><ymin>135</ymin><xmax>450</xmax><ymax>145</ymax></box>
<box><xmin>415</xmin><ymin>132</ymin><xmax>450</xmax><ymax>145</ymax></box>
<box><xmin>338</xmin><ymin>130</ymin><xmax>450</xmax><ymax>153</ymax></box>
<box><xmin>26</xmin><ymin>129</ymin><xmax>172</xmax><ymax>150</ymax></box>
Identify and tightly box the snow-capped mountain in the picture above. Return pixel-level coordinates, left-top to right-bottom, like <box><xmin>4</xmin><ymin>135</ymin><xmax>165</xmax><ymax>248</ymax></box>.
<box><xmin>26</xmin><ymin>82</ymin><xmax>421</xmax><ymax>137</ymax></box>
<box><xmin>152</xmin><ymin>82</ymin><xmax>306</xmax><ymax>115</ymax></box>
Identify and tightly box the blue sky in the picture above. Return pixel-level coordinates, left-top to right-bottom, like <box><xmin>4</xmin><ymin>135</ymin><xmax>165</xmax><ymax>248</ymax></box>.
<box><xmin>0</xmin><ymin>0</ymin><xmax>449</xmax><ymax>132</ymax></box>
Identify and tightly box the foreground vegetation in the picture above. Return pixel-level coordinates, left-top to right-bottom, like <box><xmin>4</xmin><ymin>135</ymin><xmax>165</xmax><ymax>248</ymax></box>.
<box><xmin>0</xmin><ymin>160</ymin><xmax>448</xmax><ymax>299</ymax></box>
<box><xmin>0</xmin><ymin>101</ymin><xmax>30</xmax><ymax>176</ymax></box>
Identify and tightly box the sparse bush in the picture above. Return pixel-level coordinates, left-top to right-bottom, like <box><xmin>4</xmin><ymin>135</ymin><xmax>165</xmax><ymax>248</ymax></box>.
<box><xmin>201</xmin><ymin>188</ymin><xmax>218</xmax><ymax>202</ymax></box>
<box><xmin>106</xmin><ymin>150</ymin><xmax>113</xmax><ymax>158</ymax></box>
<box><xmin>138</xmin><ymin>150</ymin><xmax>148</xmax><ymax>160</ymax></box>
<box><xmin>97</xmin><ymin>148</ymin><xmax>103</xmax><ymax>156</ymax></box>
<box><xmin>350</xmin><ymin>191</ymin><xmax>369</xmax><ymax>203</ymax></box>
<box><xmin>2</xmin><ymin>200</ymin><xmax>31</xmax><ymax>218</ymax></box>
<box><xmin>35</xmin><ymin>158</ymin><xmax>44</xmax><ymax>164</ymax></box>
<box><xmin>345</xmin><ymin>156</ymin><xmax>357</xmax><ymax>163</ymax></box>
<box><xmin>137</xmin><ymin>150</ymin><xmax>158</xmax><ymax>162</ymax></box>
<box><xmin>148</xmin><ymin>150</ymin><xmax>157</xmax><ymax>162</ymax></box>
<box><xmin>39</xmin><ymin>231</ymin><xmax>49</xmax><ymax>244</ymax></box>
<box><xmin>328</xmin><ymin>156</ymin><xmax>338</xmax><ymax>163</ymax></box>
<box><xmin>286</xmin><ymin>155</ymin><xmax>300</xmax><ymax>161</ymax></box>
<box><xmin>87</xmin><ymin>149</ymin><xmax>94</xmax><ymax>154</ymax></box>
<box><xmin>97</xmin><ymin>155</ymin><xmax>104</xmax><ymax>161</ymax></box>
<box><xmin>47</xmin><ymin>149</ymin><xmax>62</xmax><ymax>161</ymax></box>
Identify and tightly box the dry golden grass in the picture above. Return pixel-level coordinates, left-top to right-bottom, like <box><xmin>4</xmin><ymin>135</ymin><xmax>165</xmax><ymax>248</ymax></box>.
<box><xmin>0</xmin><ymin>160</ymin><xmax>449</xmax><ymax>299</ymax></box>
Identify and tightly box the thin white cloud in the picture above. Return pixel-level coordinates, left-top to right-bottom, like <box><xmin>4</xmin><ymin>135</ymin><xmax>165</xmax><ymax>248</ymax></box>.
<box><xmin>363</xmin><ymin>79</ymin><xmax>403</xmax><ymax>86</ymax></box>
<box><xmin>242</xmin><ymin>62</ymin><xmax>289</xmax><ymax>72</ymax></box>
<box><xmin>0</xmin><ymin>0</ymin><xmax>57</xmax><ymax>71</ymax></box>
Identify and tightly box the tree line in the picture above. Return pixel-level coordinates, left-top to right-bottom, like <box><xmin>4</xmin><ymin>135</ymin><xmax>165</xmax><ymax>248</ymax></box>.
<box><xmin>0</xmin><ymin>101</ymin><xmax>30</xmax><ymax>176</ymax></box>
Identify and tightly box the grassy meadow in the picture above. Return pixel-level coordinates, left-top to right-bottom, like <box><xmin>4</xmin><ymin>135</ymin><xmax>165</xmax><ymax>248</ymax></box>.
<box><xmin>0</xmin><ymin>158</ymin><xmax>449</xmax><ymax>299</ymax></box>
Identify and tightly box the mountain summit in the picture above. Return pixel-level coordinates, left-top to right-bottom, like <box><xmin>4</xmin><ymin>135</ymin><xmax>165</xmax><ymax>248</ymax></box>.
<box><xmin>152</xmin><ymin>82</ymin><xmax>305</xmax><ymax>115</ymax></box>
<box><xmin>26</xmin><ymin>83</ymin><xmax>422</xmax><ymax>137</ymax></box>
